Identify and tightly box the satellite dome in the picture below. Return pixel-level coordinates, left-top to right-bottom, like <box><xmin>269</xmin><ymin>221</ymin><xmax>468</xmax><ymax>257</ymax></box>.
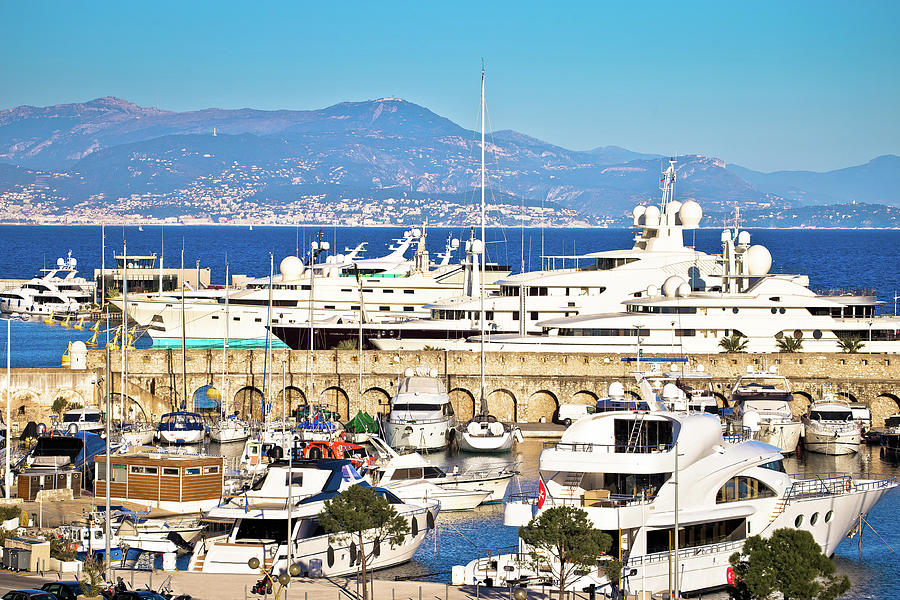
<box><xmin>643</xmin><ymin>205</ymin><xmax>661</xmax><ymax>227</ymax></box>
<box><xmin>646</xmin><ymin>284</ymin><xmax>660</xmax><ymax>297</ymax></box>
<box><xmin>663</xmin><ymin>275</ymin><xmax>686</xmax><ymax>298</ymax></box>
<box><xmin>632</xmin><ymin>205</ymin><xmax>646</xmax><ymax>219</ymax></box>
<box><xmin>279</xmin><ymin>256</ymin><xmax>304</xmax><ymax>281</ymax></box>
<box><xmin>737</xmin><ymin>230</ymin><xmax>751</xmax><ymax>246</ymax></box>
<box><xmin>721</xmin><ymin>229</ymin><xmax>732</xmax><ymax>243</ymax></box>
<box><xmin>676</xmin><ymin>282</ymin><xmax>692</xmax><ymax>297</ymax></box>
<box><xmin>678</xmin><ymin>200</ymin><xmax>702</xmax><ymax>228</ymax></box>
<box><xmin>662</xmin><ymin>383</ymin><xmax>680</xmax><ymax>400</ymax></box>
<box><xmin>608</xmin><ymin>381</ymin><xmax>625</xmax><ymax>398</ymax></box>
<box><xmin>745</xmin><ymin>244</ymin><xmax>772</xmax><ymax>276</ymax></box>
<box><xmin>57</xmin><ymin>258</ymin><xmax>65</xmax><ymax>267</ymax></box>
<box><xmin>70</xmin><ymin>341</ymin><xmax>87</xmax><ymax>353</ymax></box>
<box><xmin>742</xmin><ymin>409</ymin><xmax>761</xmax><ymax>432</ymax></box>
<box><xmin>665</xmin><ymin>200</ymin><xmax>682</xmax><ymax>215</ymax></box>
<box><xmin>470</xmin><ymin>239</ymin><xmax>484</xmax><ymax>254</ymax></box>
<box><xmin>411</xmin><ymin>228</ymin><xmax>422</xmax><ymax>238</ymax></box>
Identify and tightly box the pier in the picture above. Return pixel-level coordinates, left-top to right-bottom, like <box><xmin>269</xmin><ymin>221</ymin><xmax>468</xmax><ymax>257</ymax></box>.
<box><xmin>1</xmin><ymin>349</ymin><xmax>898</xmax><ymax>433</ymax></box>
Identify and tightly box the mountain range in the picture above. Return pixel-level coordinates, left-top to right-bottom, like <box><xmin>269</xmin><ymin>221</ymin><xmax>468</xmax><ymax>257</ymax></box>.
<box><xmin>0</xmin><ymin>96</ymin><xmax>897</xmax><ymax>225</ymax></box>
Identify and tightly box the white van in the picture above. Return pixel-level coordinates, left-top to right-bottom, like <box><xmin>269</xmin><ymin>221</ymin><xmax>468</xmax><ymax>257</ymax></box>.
<box><xmin>555</xmin><ymin>404</ymin><xmax>596</xmax><ymax>426</ymax></box>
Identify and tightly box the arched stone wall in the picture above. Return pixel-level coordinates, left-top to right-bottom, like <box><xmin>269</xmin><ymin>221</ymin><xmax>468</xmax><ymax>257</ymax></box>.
<box><xmin>110</xmin><ymin>392</ymin><xmax>146</xmax><ymax>422</ymax></box>
<box><xmin>527</xmin><ymin>390</ymin><xmax>558</xmax><ymax>422</ymax></box>
<box><xmin>449</xmin><ymin>388</ymin><xmax>476</xmax><ymax>422</ymax></box>
<box><xmin>192</xmin><ymin>385</ymin><xmax>222</xmax><ymax>414</ymax></box>
<box><xmin>488</xmin><ymin>389</ymin><xmax>516</xmax><ymax>422</ymax></box>
<box><xmin>278</xmin><ymin>386</ymin><xmax>306</xmax><ymax>418</ymax></box>
<box><xmin>836</xmin><ymin>391</ymin><xmax>858</xmax><ymax>404</ymax></box>
<box><xmin>572</xmin><ymin>390</ymin><xmax>598</xmax><ymax>405</ymax></box>
<box><xmin>322</xmin><ymin>386</ymin><xmax>350</xmax><ymax>420</ymax></box>
<box><xmin>361</xmin><ymin>387</ymin><xmax>391</xmax><ymax>416</ymax></box>
<box><xmin>790</xmin><ymin>391</ymin><xmax>813</xmax><ymax>417</ymax></box>
<box><xmin>234</xmin><ymin>386</ymin><xmax>264</xmax><ymax>419</ymax></box>
<box><xmin>872</xmin><ymin>393</ymin><xmax>900</xmax><ymax>426</ymax></box>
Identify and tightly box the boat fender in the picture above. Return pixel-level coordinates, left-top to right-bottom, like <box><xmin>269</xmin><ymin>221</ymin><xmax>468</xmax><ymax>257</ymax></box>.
<box><xmin>411</xmin><ymin>515</ymin><xmax>418</xmax><ymax>536</ymax></box>
<box><xmin>426</xmin><ymin>511</ymin><xmax>435</xmax><ymax>530</ymax></box>
<box><xmin>349</xmin><ymin>541</ymin><xmax>357</xmax><ymax>565</ymax></box>
<box><xmin>326</xmin><ymin>546</ymin><xmax>335</xmax><ymax>567</ymax></box>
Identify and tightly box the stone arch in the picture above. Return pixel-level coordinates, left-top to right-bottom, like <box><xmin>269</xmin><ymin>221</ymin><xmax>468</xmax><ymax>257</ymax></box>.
<box><xmin>713</xmin><ymin>392</ymin><xmax>729</xmax><ymax>409</ymax></box>
<box><xmin>278</xmin><ymin>386</ymin><xmax>306</xmax><ymax>419</ymax></box>
<box><xmin>624</xmin><ymin>390</ymin><xmax>642</xmax><ymax>402</ymax></box>
<box><xmin>836</xmin><ymin>391</ymin><xmax>858</xmax><ymax>404</ymax></box>
<box><xmin>362</xmin><ymin>387</ymin><xmax>391</xmax><ymax>416</ymax></box>
<box><xmin>528</xmin><ymin>390</ymin><xmax>558</xmax><ymax>422</ymax></box>
<box><xmin>487</xmin><ymin>389</ymin><xmax>517</xmax><ymax>422</ymax></box>
<box><xmin>110</xmin><ymin>392</ymin><xmax>147</xmax><ymax>422</ymax></box>
<box><xmin>872</xmin><ymin>393</ymin><xmax>900</xmax><ymax>426</ymax></box>
<box><xmin>12</xmin><ymin>389</ymin><xmax>40</xmax><ymax>423</ymax></box>
<box><xmin>321</xmin><ymin>386</ymin><xmax>350</xmax><ymax>420</ymax></box>
<box><xmin>234</xmin><ymin>386</ymin><xmax>264</xmax><ymax>420</ymax></box>
<box><xmin>192</xmin><ymin>385</ymin><xmax>222</xmax><ymax>414</ymax></box>
<box><xmin>789</xmin><ymin>391</ymin><xmax>813</xmax><ymax>418</ymax></box>
<box><xmin>449</xmin><ymin>388</ymin><xmax>476</xmax><ymax>422</ymax></box>
<box><xmin>572</xmin><ymin>390</ymin><xmax>598</xmax><ymax>405</ymax></box>
<box><xmin>52</xmin><ymin>388</ymin><xmax>86</xmax><ymax>410</ymax></box>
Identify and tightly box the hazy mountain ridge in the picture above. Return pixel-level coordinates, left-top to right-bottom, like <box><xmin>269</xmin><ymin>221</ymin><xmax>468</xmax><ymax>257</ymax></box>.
<box><xmin>0</xmin><ymin>96</ymin><xmax>896</xmax><ymax>224</ymax></box>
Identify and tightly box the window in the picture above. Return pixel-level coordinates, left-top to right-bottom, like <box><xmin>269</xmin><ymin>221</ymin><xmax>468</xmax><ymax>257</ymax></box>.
<box><xmin>647</xmin><ymin>518</ymin><xmax>746</xmax><ymax>553</ymax></box>
<box><xmin>379</xmin><ymin>306</ymin><xmax>389</xmax><ymax>311</ymax></box>
<box><xmin>810</xmin><ymin>512</ymin><xmax>819</xmax><ymax>525</ymax></box>
<box><xmin>512</xmin><ymin>311</ymin><xmax>520</xmax><ymax>321</ymax></box>
<box><xmin>530</xmin><ymin>311</ymin><xmax>539</xmax><ymax>320</ymax></box>
<box><xmin>759</xmin><ymin>460</ymin><xmax>786</xmax><ymax>473</ymax></box>
<box><xmin>351</xmin><ymin>305</ymin><xmax>360</xmax><ymax>310</ymax></box>
<box><xmin>404</xmin><ymin>290</ymin><xmax>414</xmax><ymax>294</ymax></box>
<box><xmin>129</xmin><ymin>466</ymin><xmax>158</xmax><ymax>475</ymax></box>
<box><xmin>186</xmin><ymin>467</ymin><xmax>201</xmax><ymax>475</ymax></box>
<box><xmin>163</xmin><ymin>468</ymin><xmax>179</xmax><ymax>476</ymax></box>
<box><xmin>383</xmin><ymin>289</ymin><xmax>394</xmax><ymax>294</ymax></box>
<box><xmin>795</xmin><ymin>515</ymin><xmax>804</xmax><ymax>527</ymax></box>
<box><xmin>403</xmin><ymin>306</ymin><xmax>414</xmax><ymax>312</ymax></box>
<box><xmin>825</xmin><ymin>510</ymin><xmax>833</xmax><ymax>523</ymax></box>
<box><xmin>324</xmin><ymin>305</ymin><xmax>335</xmax><ymax>310</ymax></box>
<box><xmin>716</xmin><ymin>476</ymin><xmax>776</xmax><ymax>503</ymax></box>
<box><xmin>204</xmin><ymin>466</ymin><xmax>220</xmax><ymax>474</ymax></box>
<box><xmin>97</xmin><ymin>463</ymin><xmax>128</xmax><ymax>482</ymax></box>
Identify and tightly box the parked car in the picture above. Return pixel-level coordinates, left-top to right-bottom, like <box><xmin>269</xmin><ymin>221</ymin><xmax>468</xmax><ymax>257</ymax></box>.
<box><xmin>1</xmin><ymin>591</ymin><xmax>57</xmax><ymax>600</ymax></box>
<box><xmin>112</xmin><ymin>591</ymin><xmax>168</xmax><ymax>600</ymax></box>
<box><xmin>40</xmin><ymin>582</ymin><xmax>82</xmax><ymax>600</ymax></box>
<box><xmin>555</xmin><ymin>403</ymin><xmax>596</xmax><ymax>426</ymax></box>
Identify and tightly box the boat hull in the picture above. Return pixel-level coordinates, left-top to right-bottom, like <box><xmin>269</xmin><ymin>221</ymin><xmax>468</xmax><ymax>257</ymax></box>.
<box><xmin>456</xmin><ymin>431</ymin><xmax>514</xmax><ymax>453</ymax></box>
<box><xmin>753</xmin><ymin>421</ymin><xmax>802</xmax><ymax>454</ymax></box>
<box><xmin>156</xmin><ymin>429</ymin><xmax>205</xmax><ymax>445</ymax></box>
<box><xmin>383</xmin><ymin>419</ymin><xmax>453</xmax><ymax>451</ymax></box>
<box><xmin>803</xmin><ymin>426</ymin><xmax>860</xmax><ymax>455</ymax></box>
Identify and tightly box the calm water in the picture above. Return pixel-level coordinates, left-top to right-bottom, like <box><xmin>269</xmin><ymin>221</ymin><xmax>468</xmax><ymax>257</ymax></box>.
<box><xmin>2</xmin><ymin>225</ymin><xmax>899</xmax><ymax>597</ymax></box>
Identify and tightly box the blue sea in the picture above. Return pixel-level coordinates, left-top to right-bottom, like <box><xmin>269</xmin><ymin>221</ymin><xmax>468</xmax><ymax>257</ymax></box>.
<box><xmin>0</xmin><ymin>224</ymin><xmax>898</xmax><ymax>598</ymax></box>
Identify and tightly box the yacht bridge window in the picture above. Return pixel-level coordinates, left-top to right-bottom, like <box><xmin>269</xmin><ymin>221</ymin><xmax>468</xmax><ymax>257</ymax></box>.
<box><xmin>559</xmin><ymin>328</ymin><xmax>650</xmax><ymax>337</ymax></box>
<box><xmin>647</xmin><ymin>518</ymin><xmax>747</xmax><ymax>554</ymax></box>
<box><xmin>595</xmin><ymin>257</ymin><xmax>640</xmax><ymax>270</ymax></box>
<box><xmin>612</xmin><ymin>419</ymin><xmax>673</xmax><ymax>452</ymax></box>
<box><xmin>235</xmin><ymin>518</ymin><xmax>290</xmax><ymax>543</ymax></box>
<box><xmin>627</xmin><ymin>305</ymin><xmax>697</xmax><ymax>314</ymax></box>
<box><xmin>716</xmin><ymin>476</ymin><xmax>776</xmax><ymax>503</ymax></box>
<box><xmin>810</xmin><ymin>409</ymin><xmax>852</xmax><ymax>421</ymax></box>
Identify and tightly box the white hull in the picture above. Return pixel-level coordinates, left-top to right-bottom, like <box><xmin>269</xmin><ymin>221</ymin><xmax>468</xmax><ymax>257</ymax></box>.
<box><xmin>210</xmin><ymin>421</ymin><xmax>250</xmax><ymax>443</ymax></box>
<box><xmin>120</xmin><ymin>429</ymin><xmax>155</xmax><ymax>446</ymax></box>
<box><xmin>456</xmin><ymin>431</ymin><xmax>515</xmax><ymax>453</ymax></box>
<box><xmin>383</xmin><ymin>418</ymin><xmax>453</xmax><ymax>451</ymax></box>
<box><xmin>804</xmin><ymin>426</ymin><xmax>860</xmax><ymax>455</ymax></box>
<box><xmin>156</xmin><ymin>429</ymin><xmax>205</xmax><ymax>445</ymax></box>
<box><xmin>753</xmin><ymin>420</ymin><xmax>803</xmax><ymax>454</ymax></box>
<box><xmin>386</xmin><ymin>481</ymin><xmax>489</xmax><ymax>511</ymax></box>
<box><xmin>190</xmin><ymin>503</ymin><xmax>439</xmax><ymax>575</ymax></box>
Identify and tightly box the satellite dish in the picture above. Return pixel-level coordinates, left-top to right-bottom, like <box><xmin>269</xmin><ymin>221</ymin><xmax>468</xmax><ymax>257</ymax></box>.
<box><xmin>608</xmin><ymin>381</ymin><xmax>625</xmax><ymax>398</ymax></box>
<box><xmin>470</xmin><ymin>240</ymin><xmax>484</xmax><ymax>254</ymax></box>
<box><xmin>57</xmin><ymin>258</ymin><xmax>65</xmax><ymax>267</ymax></box>
<box><xmin>742</xmin><ymin>410</ymin><xmax>761</xmax><ymax>432</ymax></box>
<box><xmin>451</xmin><ymin>238</ymin><xmax>460</xmax><ymax>249</ymax></box>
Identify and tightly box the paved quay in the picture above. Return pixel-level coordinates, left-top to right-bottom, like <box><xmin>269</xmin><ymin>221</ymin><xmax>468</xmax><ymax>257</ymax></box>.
<box><xmin>0</xmin><ymin>570</ymin><xmax>554</xmax><ymax>599</ymax></box>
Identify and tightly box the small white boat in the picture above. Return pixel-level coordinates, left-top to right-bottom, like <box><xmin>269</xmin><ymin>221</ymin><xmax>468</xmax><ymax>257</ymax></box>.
<box><xmin>802</xmin><ymin>395</ymin><xmax>860</xmax><ymax>455</ymax></box>
<box><xmin>456</xmin><ymin>415</ymin><xmax>521</xmax><ymax>453</ymax></box>
<box><xmin>59</xmin><ymin>408</ymin><xmax>105</xmax><ymax>435</ymax></box>
<box><xmin>155</xmin><ymin>412</ymin><xmax>206</xmax><ymax>445</ymax></box>
<box><xmin>386</xmin><ymin>480</ymin><xmax>489</xmax><ymax>511</ymax></box>
<box><xmin>117</xmin><ymin>422</ymin><xmax>156</xmax><ymax>446</ymax></box>
<box><xmin>209</xmin><ymin>418</ymin><xmax>250</xmax><ymax>443</ymax></box>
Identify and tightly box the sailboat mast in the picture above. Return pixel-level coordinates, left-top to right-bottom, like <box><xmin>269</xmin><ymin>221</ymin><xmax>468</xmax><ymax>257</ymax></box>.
<box><xmin>224</xmin><ymin>260</ymin><xmax>230</xmax><ymax>419</ymax></box>
<box><xmin>479</xmin><ymin>68</ymin><xmax>486</xmax><ymax>416</ymax></box>
<box><xmin>122</xmin><ymin>238</ymin><xmax>127</xmax><ymax>423</ymax></box>
<box><xmin>180</xmin><ymin>244</ymin><xmax>187</xmax><ymax>410</ymax></box>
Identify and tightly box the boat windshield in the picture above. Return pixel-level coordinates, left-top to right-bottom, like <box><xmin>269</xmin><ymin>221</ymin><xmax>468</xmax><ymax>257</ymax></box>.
<box><xmin>392</xmin><ymin>403</ymin><xmax>443</xmax><ymax>413</ymax></box>
<box><xmin>810</xmin><ymin>410</ymin><xmax>852</xmax><ymax>421</ymax></box>
<box><xmin>161</xmin><ymin>414</ymin><xmax>203</xmax><ymax>427</ymax></box>
<box><xmin>398</xmin><ymin>377</ymin><xmax>445</xmax><ymax>394</ymax></box>
<box><xmin>63</xmin><ymin>413</ymin><xmax>101</xmax><ymax>423</ymax></box>
<box><xmin>736</xmin><ymin>377</ymin><xmax>790</xmax><ymax>393</ymax></box>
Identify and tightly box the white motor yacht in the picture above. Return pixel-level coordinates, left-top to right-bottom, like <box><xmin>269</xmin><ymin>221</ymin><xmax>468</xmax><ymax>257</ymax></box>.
<box><xmin>58</xmin><ymin>408</ymin><xmax>105</xmax><ymax>435</ymax></box>
<box><xmin>0</xmin><ymin>252</ymin><xmax>95</xmax><ymax>319</ymax></box>
<box><xmin>189</xmin><ymin>459</ymin><xmax>440</xmax><ymax>576</ymax></box>
<box><xmin>210</xmin><ymin>417</ymin><xmax>250</xmax><ymax>444</ymax></box>
<box><xmin>385</xmin><ymin>480</ymin><xmax>489</xmax><ymax>512</ymax></box>
<box><xmin>456</xmin><ymin>405</ymin><xmax>897</xmax><ymax>596</ymax></box>
<box><xmin>727</xmin><ymin>372</ymin><xmax>803</xmax><ymax>454</ymax></box>
<box><xmin>456</xmin><ymin>415</ymin><xmax>522</xmax><ymax>453</ymax></box>
<box><xmin>802</xmin><ymin>394</ymin><xmax>861</xmax><ymax>455</ymax></box>
<box><xmin>383</xmin><ymin>374</ymin><xmax>456</xmax><ymax>451</ymax></box>
<box><xmin>368</xmin><ymin>436</ymin><xmax>516</xmax><ymax>504</ymax></box>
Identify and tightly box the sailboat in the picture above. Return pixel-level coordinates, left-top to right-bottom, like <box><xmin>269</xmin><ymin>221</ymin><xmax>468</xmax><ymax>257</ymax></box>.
<box><xmin>456</xmin><ymin>68</ymin><xmax>521</xmax><ymax>454</ymax></box>
<box><xmin>210</xmin><ymin>261</ymin><xmax>250</xmax><ymax>443</ymax></box>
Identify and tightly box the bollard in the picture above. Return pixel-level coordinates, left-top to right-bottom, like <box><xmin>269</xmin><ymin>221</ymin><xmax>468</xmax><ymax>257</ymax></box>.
<box><xmin>130</xmin><ymin>569</ymin><xmax>134</xmax><ymax>588</ymax></box>
<box><xmin>419</xmin><ymin>585</ymin><xmax>422</xmax><ymax>600</ymax></box>
<box><xmin>244</xmin><ymin>584</ymin><xmax>247</xmax><ymax>600</ymax></box>
<box><xmin>445</xmin><ymin>582</ymin><xmax>449</xmax><ymax>600</ymax></box>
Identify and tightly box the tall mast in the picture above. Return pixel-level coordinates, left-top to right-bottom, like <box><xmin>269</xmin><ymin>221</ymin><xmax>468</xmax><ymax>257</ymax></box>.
<box><xmin>121</xmin><ymin>238</ymin><xmax>127</xmax><ymax>423</ymax></box>
<box><xmin>159</xmin><ymin>228</ymin><xmax>164</xmax><ymax>296</ymax></box>
<box><xmin>223</xmin><ymin>260</ymin><xmax>230</xmax><ymax>420</ymax></box>
<box><xmin>180</xmin><ymin>243</ymin><xmax>187</xmax><ymax>411</ymax></box>
<box><xmin>479</xmin><ymin>67</ymin><xmax>486</xmax><ymax>417</ymax></box>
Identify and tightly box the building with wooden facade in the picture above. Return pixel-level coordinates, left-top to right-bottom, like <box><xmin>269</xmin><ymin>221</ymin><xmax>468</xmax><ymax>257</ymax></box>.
<box><xmin>94</xmin><ymin>451</ymin><xmax>224</xmax><ymax>514</ymax></box>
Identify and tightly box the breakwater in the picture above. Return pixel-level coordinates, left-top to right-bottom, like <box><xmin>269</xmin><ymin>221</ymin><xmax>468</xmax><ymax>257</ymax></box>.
<box><xmin>1</xmin><ymin>349</ymin><xmax>898</xmax><ymax>433</ymax></box>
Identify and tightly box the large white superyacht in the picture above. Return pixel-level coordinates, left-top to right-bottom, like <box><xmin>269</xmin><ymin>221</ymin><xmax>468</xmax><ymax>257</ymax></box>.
<box><xmin>457</xmin><ymin>394</ymin><xmax>896</xmax><ymax>596</ymax></box>
<box><xmin>118</xmin><ymin>229</ymin><xmax>509</xmax><ymax>348</ymax></box>
<box><xmin>476</xmin><ymin>224</ymin><xmax>900</xmax><ymax>353</ymax></box>
<box><xmin>0</xmin><ymin>252</ymin><xmax>96</xmax><ymax>319</ymax></box>
<box><xmin>368</xmin><ymin>159</ymin><xmax>725</xmax><ymax>351</ymax></box>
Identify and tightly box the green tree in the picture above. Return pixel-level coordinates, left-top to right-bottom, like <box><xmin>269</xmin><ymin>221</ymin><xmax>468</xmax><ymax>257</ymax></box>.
<box><xmin>728</xmin><ymin>529</ymin><xmax>850</xmax><ymax>600</ymax></box>
<box><xmin>776</xmin><ymin>336</ymin><xmax>803</xmax><ymax>353</ymax></box>
<box><xmin>719</xmin><ymin>334</ymin><xmax>749</xmax><ymax>353</ymax></box>
<box><xmin>318</xmin><ymin>485</ymin><xmax>410</xmax><ymax>600</ymax></box>
<box><xmin>518</xmin><ymin>506</ymin><xmax>612</xmax><ymax>599</ymax></box>
<box><xmin>79</xmin><ymin>557</ymin><xmax>106</xmax><ymax>598</ymax></box>
<box><xmin>604</xmin><ymin>557</ymin><xmax>623</xmax><ymax>599</ymax></box>
<box><xmin>51</xmin><ymin>397</ymin><xmax>69</xmax><ymax>416</ymax></box>
<box><xmin>333</xmin><ymin>339</ymin><xmax>358</xmax><ymax>350</ymax></box>
<box><xmin>836</xmin><ymin>337</ymin><xmax>864</xmax><ymax>353</ymax></box>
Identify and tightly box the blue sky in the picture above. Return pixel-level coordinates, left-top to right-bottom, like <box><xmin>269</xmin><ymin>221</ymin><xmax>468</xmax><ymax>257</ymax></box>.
<box><xmin>1</xmin><ymin>1</ymin><xmax>898</xmax><ymax>172</ymax></box>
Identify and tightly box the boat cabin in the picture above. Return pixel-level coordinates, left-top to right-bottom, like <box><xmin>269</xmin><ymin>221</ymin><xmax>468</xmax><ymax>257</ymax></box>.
<box><xmin>94</xmin><ymin>451</ymin><xmax>224</xmax><ymax>513</ymax></box>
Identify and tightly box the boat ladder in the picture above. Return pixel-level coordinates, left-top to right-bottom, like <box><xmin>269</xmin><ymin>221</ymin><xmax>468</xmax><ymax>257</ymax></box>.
<box><xmin>626</xmin><ymin>415</ymin><xmax>645</xmax><ymax>452</ymax></box>
<box><xmin>768</xmin><ymin>497</ymin><xmax>789</xmax><ymax>526</ymax></box>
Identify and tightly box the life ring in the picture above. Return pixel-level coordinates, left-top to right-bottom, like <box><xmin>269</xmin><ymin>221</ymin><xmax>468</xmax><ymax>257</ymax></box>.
<box><xmin>845</xmin><ymin>480</ymin><xmax>852</xmax><ymax>493</ymax></box>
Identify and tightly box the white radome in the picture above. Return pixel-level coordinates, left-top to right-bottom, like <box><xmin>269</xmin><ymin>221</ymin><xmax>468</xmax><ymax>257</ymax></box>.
<box><xmin>643</xmin><ymin>205</ymin><xmax>661</xmax><ymax>227</ymax></box>
<box><xmin>676</xmin><ymin>282</ymin><xmax>692</xmax><ymax>297</ymax></box>
<box><xmin>745</xmin><ymin>245</ymin><xmax>772</xmax><ymax>276</ymax></box>
<box><xmin>279</xmin><ymin>255</ymin><xmax>304</xmax><ymax>281</ymax></box>
<box><xmin>678</xmin><ymin>200</ymin><xmax>702</xmax><ymax>228</ymax></box>
<box><xmin>662</xmin><ymin>275</ymin><xmax>686</xmax><ymax>298</ymax></box>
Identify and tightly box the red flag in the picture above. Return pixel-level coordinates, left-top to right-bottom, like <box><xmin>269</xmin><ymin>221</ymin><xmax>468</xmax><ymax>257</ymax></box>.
<box><xmin>538</xmin><ymin>478</ymin><xmax>546</xmax><ymax>509</ymax></box>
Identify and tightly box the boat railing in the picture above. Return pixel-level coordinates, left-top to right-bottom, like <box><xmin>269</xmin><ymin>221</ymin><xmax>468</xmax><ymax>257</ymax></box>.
<box><xmin>785</xmin><ymin>472</ymin><xmax>896</xmax><ymax>501</ymax></box>
<box><xmin>507</xmin><ymin>490</ymin><xmax>653</xmax><ymax>508</ymax></box>
<box><xmin>451</xmin><ymin>461</ymin><xmax>520</xmax><ymax>480</ymax></box>
<box><xmin>384</xmin><ymin>415</ymin><xmax>450</xmax><ymax>425</ymax></box>
<box><xmin>722</xmin><ymin>427</ymin><xmax>752</xmax><ymax>444</ymax></box>
<box><xmin>543</xmin><ymin>441</ymin><xmax>675</xmax><ymax>454</ymax></box>
<box><xmin>814</xmin><ymin>287</ymin><xmax>876</xmax><ymax>298</ymax></box>
<box><xmin>627</xmin><ymin>539</ymin><xmax>746</xmax><ymax>566</ymax></box>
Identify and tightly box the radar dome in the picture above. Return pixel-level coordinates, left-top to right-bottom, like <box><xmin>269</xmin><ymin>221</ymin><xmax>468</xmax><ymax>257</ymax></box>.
<box><xmin>721</xmin><ymin>229</ymin><xmax>732</xmax><ymax>243</ymax></box>
<box><xmin>742</xmin><ymin>409</ymin><xmax>761</xmax><ymax>432</ymax></box>
<box><xmin>646</xmin><ymin>284</ymin><xmax>660</xmax><ymax>297</ymax></box>
<box><xmin>411</xmin><ymin>228</ymin><xmax>422</xmax><ymax>237</ymax></box>
<box><xmin>678</xmin><ymin>200</ymin><xmax>702</xmax><ymax>228</ymax></box>
<box><xmin>676</xmin><ymin>282</ymin><xmax>692</xmax><ymax>297</ymax></box>
<box><xmin>663</xmin><ymin>275</ymin><xmax>686</xmax><ymax>298</ymax></box>
<box><xmin>70</xmin><ymin>341</ymin><xmax>87</xmax><ymax>353</ymax></box>
<box><xmin>470</xmin><ymin>239</ymin><xmax>484</xmax><ymax>254</ymax></box>
<box><xmin>632</xmin><ymin>205</ymin><xmax>646</xmax><ymax>226</ymax></box>
<box><xmin>665</xmin><ymin>200</ymin><xmax>682</xmax><ymax>215</ymax></box>
<box><xmin>57</xmin><ymin>258</ymin><xmax>65</xmax><ymax>267</ymax></box>
<box><xmin>745</xmin><ymin>245</ymin><xmax>772</xmax><ymax>276</ymax></box>
<box><xmin>662</xmin><ymin>383</ymin><xmax>680</xmax><ymax>400</ymax></box>
<box><xmin>737</xmin><ymin>230</ymin><xmax>751</xmax><ymax>246</ymax></box>
<box><xmin>279</xmin><ymin>256</ymin><xmax>304</xmax><ymax>281</ymax></box>
<box><xmin>608</xmin><ymin>381</ymin><xmax>625</xmax><ymax>398</ymax></box>
<box><xmin>643</xmin><ymin>205</ymin><xmax>660</xmax><ymax>227</ymax></box>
